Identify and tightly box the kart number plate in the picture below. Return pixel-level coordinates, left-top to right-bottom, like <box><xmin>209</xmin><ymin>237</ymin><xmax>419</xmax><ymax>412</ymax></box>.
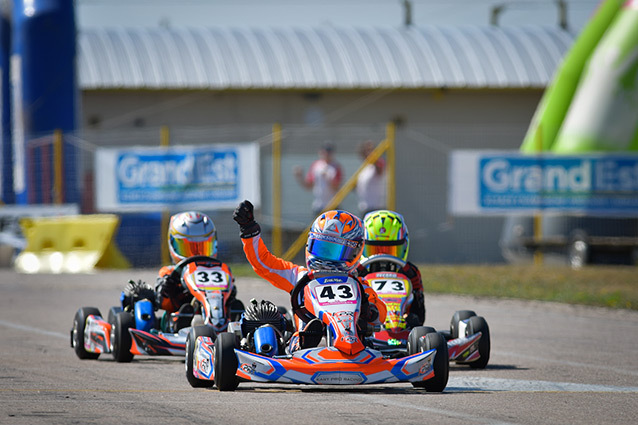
<box><xmin>191</xmin><ymin>267</ymin><xmax>229</xmax><ymax>290</ymax></box>
<box><xmin>314</xmin><ymin>282</ymin><xmax>357</xmax><ymax>306</ymax></box>
<box><xmin>369</xmin><ymin>277</ymin><xmax>410</xmax><ymax>296</ymax></box>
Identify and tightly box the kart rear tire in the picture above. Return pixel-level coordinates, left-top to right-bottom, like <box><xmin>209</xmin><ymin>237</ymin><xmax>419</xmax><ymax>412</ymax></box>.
<box><xmin>450</xmin><ymin>310</ymin><xmax>476</xmax><ymax>339</ymax></box>
<box><xmin>406</xmin><ymin>326</ymin><xmax>436</xmax><ymax>355</ymax></box>
<box><xmin>467</xmin><ymin>316</ymin><xmax>490</xmax><ymax>369</ymax></box>
<box><xmin>414</xmin><ymin>331</ymin><xmax>449</xmax><ymax>392</ymax></box>
<box><xmin>72</xmin><ymin>307</ymin><xmax>101</xmax><ymax>360</ymax></box>
<box><xmin>111</xmin><ymin>311</ymin><xmax>134</xmax><ymax>363</ymax></box>
<box><xmin>185</xmin><ymin>326</ymin><xmax>216</xmax><ymax>388</ymax></box>
<box><xmin>214</xmin><ymin>332</ymin><xmax>238</xmax><ymax>391</ymax></box>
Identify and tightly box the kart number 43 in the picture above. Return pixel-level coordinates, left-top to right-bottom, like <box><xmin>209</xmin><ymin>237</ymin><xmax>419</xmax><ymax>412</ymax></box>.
<box><xmin>314</xmin><ymin>282</ymin><xmax>357</xmax><ymax>305</ymax></box>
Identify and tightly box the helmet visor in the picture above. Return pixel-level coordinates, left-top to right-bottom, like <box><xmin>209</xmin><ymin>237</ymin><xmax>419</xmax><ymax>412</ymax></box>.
<box><xmin>307</xmin><ymin>232</ymin><xmax>361</xmax><ymax>263</ymax></box>
<box><xmin>171</xmin><ymin>236</ymin><xmax>214</xmax><ymax>258</ymax></box>
<box><xmin>362</xmin><ymin>240</ymin><xmax>406</xmax><ymax>259</ymax></box>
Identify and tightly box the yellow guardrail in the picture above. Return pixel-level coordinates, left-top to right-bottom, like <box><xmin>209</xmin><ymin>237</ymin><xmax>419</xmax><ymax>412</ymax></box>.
<box><xmin>14</xmin><ymin>214</ymin><xmax>131</xmax><ymax>273</ymax></box>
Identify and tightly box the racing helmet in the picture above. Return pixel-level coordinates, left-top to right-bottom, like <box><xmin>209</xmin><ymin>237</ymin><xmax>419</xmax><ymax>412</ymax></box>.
<box><xmin>305</xmin><ymin>210</ymin><xmax>364</xmax><ymax>273</ymax></box>
<box><xmin>168</xmin><ymin>211</ymin><xmax>218</xmax><ymax>263</ymax></box>
<box><xmin>362</xmin><ymin>210</ymin><xmax>409</xmax><ymax>262</ymax></box>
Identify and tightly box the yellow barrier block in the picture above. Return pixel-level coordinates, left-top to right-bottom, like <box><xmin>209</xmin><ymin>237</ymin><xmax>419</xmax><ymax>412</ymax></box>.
<box><xmin>14</xmin><ymin>214</ymin><xmax>131</xmax><ymax>274</ymax></box>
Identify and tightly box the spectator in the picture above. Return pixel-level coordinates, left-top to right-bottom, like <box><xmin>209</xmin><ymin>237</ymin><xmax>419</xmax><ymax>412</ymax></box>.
<box><xmin>356</xmin><ymin>140</ymin><xmax>386</xmax><ymax>216</ymax></box>
<box><xmin>294</xmin><ymin>142</ymin><xmax>343</xmax><ymax>215</ymax></box>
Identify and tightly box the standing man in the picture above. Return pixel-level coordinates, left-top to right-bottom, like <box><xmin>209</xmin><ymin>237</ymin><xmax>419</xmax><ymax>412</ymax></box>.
<box><xmin>356</xmin><ymin>140</ymin><xmax>386</xmax><ymax>217</ymax></box>
<box><xmin>294</xmin><ymin>142</ymin><xmax>343</xmax><ymax>215</ymax></box>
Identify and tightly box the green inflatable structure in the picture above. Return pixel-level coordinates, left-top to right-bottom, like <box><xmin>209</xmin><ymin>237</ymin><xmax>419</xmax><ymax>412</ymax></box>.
<box><xmin>520</xmin><ymin>0</ymin><xmax>638</xmax><ymax>153</ymax></box>
<box><xmin>503</xmin><ymin>0</ymin><xmax>638</xmax><ymax>267</ymax></box>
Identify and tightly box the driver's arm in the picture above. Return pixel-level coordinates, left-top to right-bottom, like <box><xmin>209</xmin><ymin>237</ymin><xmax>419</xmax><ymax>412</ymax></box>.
<box><xmin>241</xmin><ymin>234</ymin><xmax>301</xmax><ymax>294</ymax></box>
<box><xmin>156</xmin><ymin>265</ymin><xmax>179</xmax><ymax>312</ymax></box>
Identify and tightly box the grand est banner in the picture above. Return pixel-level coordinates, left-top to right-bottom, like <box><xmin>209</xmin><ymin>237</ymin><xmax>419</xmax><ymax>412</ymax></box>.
<box><xmin>449</xmin><ymin>151</ymin><xmax>638</xmax><ymax>216</ymax></box>
<box><xmin>95</xmin><ymin>144</ymin><xmax>260</xmax><ymax>211</ymax></box>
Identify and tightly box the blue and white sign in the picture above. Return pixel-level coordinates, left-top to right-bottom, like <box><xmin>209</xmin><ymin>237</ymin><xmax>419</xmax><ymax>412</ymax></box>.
<box><xmin>449</xmin><ymin>150</ymin><xmax>638</xmax><ymax>216</ymax></box>
<box><xmin>95</xmin><ymin>144</ymin><xmax>260</xmax><ymax>211</ymax></box>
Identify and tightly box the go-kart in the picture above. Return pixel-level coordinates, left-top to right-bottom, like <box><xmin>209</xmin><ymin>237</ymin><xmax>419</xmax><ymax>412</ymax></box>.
<box><xmin>186</xmin><ymin>271</ymin><xmax>449</xmax><ymax>392</ymax></box>
<box><xmin>362</xmin><ymin>254</ymin><xmax>490</xmax><ymax>369</ymax></box>
<box><xmin>71</xmin><ymin>255</ymin><xmax>244</xmax><ymax>362</ymax></box>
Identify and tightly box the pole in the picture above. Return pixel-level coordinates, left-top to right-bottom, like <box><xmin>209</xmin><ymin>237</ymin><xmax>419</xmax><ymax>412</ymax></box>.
<box><xmin>272</xmin><ymin>123</ymin><xmax>282</xmax><ymax>256</ymax></box>
<box><xmin>160</xmin><ymin>125</ymin><xmax>170</xmax><ymax>265</ymax></box>
<box><xmin>53</xmin><ymin>129</ymin><xmax>63</xmax><ymax>204</ymax></box>
<box><xmin>386</xmin><ymin>121</ymin><xmax>396</xmax><ymax>211</ymax></box>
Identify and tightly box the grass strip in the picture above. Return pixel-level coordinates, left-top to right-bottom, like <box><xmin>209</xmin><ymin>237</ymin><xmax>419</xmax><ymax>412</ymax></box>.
<box><xmin>229</xmin><ymin>263</ymin><xmax>637</xmax><ymax>310</ymax></box>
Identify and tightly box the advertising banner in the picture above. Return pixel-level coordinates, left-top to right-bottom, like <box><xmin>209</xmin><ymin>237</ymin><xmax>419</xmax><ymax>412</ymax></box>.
<box><xmin>95</xmin><ymin>144</ymin><xmax>260</xmax><ymax>211</ymax></box>
<box><xmin>449</xmin><ymin>150</ymin><xmax>638</xmax><ymax>216</ymax></box>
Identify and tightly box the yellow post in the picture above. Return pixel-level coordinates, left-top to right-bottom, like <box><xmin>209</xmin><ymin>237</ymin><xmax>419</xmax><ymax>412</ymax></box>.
<box><xmin>53</xmin><ymin>129</ymin><xmax>63</xmax><ymax>204</ymax></box>
<box><xmin>272</xmin><ymin>123</ymin><xmax>283</xmax><ymax>256</ymax></box>
<box><xmin>385</xmin><ymin>121</ymin><xmax>396</xmax><ymax>211</ymax></box>
<box><xmin>282</xmin><ymin>137</ymin><xmax>390</xmax><ymax>261</ymax></box>
<box><xmin>533</xmin><ymin>125</ymin><xmax>544</xmax><ymax>265</ymax></box>
<box><xmin>160</xmin><ymin>125</ymin><xmax>170</xmax><ymax>148</ymax></box>
<box><xmin>160</xmin><ymin>126</ymin><xmax>171</xmax><ymax>265</ymax></box>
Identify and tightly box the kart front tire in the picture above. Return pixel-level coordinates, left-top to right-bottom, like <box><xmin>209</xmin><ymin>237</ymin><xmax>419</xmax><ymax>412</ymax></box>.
<box><xmin>72</xmin><ymin>307</ymin><xmax>101</xmax><ymax>360</ymax></box>
<box><xmin>111</xmin><ymin>311</ymin><xmax>134</xmax><ymax>363</ymax></box>
<box><xmin>468</xmin><ymin>316</ymin><xmax>490</xmax><ymax>369</ymax></box>
<box><xmin>407</xmin><ymin>326</ymin><xmax>436</xmax><ymax>356</ymax></box>
<box><xmin>414</xmin><ymin>331</ymin><xmax>449</xmax><ymax>392</ymax></box>
<box><xmin>450</xmin><ymin>310</ymin><xmax>476</xmax><ymax>339</ymax></box>
<box><xmin>185</xmin><ymin>326</ymin><xmax>216</xmax><ymax>388</ymax></box>
<box><xmin>214</xmin><ymin>332</ymin><xmax>238</xmax><ymax>391</ymax></box>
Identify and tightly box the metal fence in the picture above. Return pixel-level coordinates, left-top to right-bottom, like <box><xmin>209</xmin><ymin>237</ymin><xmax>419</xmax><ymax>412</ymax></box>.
<box><xmin>2</xmin><ymin>122</ymin><xmax>569</xmax><ymax>268</ymax></box>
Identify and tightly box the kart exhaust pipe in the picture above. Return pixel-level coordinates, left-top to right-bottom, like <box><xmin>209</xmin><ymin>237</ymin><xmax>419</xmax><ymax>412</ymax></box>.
<box><xmin>254</xmin><ymin>325</ymin><xmax>278</xmax><ymax>357</ymax></box>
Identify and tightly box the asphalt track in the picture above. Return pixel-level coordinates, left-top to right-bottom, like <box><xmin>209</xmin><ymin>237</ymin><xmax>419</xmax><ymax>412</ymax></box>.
<box><xmin>1</xmin><ymin>269</ymin><xmax>637</xmax><ymax>425</ymax></box>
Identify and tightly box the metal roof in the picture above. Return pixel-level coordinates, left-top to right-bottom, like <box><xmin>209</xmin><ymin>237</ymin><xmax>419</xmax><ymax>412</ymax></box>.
<box><xmin>78</xmin><ymin>26</ymin><xmax>574</xmax><ymax>90</ymax></box>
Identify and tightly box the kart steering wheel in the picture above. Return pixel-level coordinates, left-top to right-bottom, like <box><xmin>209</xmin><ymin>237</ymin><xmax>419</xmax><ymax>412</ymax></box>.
<box><xmin>290</xmin><ymin>272</ymin><xmax>316</xmax><ymax>324</ymax></box>
<box><xmin>360</xmin><ymin>254</ymin><xmax>406</xmax><ymax>273</ymax></box>
<box><xmin>169</xmin><ymin>255</ymin><xmax>223</xmax><ymax>282</ymax></box>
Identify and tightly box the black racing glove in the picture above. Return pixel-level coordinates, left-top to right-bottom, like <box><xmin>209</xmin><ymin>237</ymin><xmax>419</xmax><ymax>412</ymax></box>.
<box><xmin>155</xmin><ymin>274</ymin><xmax>181</xmax><ymax>310</ymax></box>
<box><xmin>233</xmin><ymin>200</ymin><xmax>261</xmax><ymax>238</ymax></box>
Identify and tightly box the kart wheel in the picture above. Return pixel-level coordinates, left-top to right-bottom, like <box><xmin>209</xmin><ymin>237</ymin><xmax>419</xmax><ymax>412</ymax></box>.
<box><xmin>406</xmin><ymin>326</ymin><xmax>436</xmax><ymax>355</ymax></box>
<box><xmin>185</xmin><ymin>326</ymin><xmax>216</xmax><ymax>388</ymax></box>
<box><xmin>450</xmin><ymin>310</ymin><xmax>476</xmax><ymax>339</ymax></box>
<box><xmin>214</xmin><ymin>332</ymin><xmax>238</xmax><ymax>391</ymax></box>
<box><xmin>111</xmin><ymin>311</ymin><xmax>134</xmax><ymax>363</ymax></box>
<box><xmin>72</xmin><ymin>307</ymin><xmax>101</xmax><ymax>360</ymax></box>
<box><xmin>107</xmin><ymin>306</ymin><xmax>122</xmax><ymax>325</ymax></box>
<box><xmin>467</xmin><ymin>316</ymin><xmax>490</xmax><ymax>369</ymax></box>
<box><xmin>414</xmin><ymin>331</ymin><xmax>449</xmax><ymax>392</ymax></box>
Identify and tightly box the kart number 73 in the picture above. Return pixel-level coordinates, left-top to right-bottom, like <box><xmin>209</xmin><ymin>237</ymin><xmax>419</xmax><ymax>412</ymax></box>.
<box><xmin>369</xmin><ymin>277</ymin><xmax>411</xmax><ymax>296</ymax></box>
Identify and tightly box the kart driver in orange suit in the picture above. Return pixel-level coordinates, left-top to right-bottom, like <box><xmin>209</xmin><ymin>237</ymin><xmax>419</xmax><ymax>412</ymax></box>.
<box><xmin>233</xmin><ymin>200</ymin><xmax>387</xmax><ymax>352</ymax></box>
<box><xmin>154</xmin><ymin>211</ymin><xmax>237</xmax><ymax>331</ymax></box>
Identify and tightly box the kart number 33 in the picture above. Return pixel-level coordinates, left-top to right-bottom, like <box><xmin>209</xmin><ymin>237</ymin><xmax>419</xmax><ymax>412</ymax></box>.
<box><xmin>314</xmin><ymin>282</ymin><xmax>357</xmax><ymax>305</ymax></box>
<box><xmin>193</xmin><ymin>267</ymin><xmax>229</xmax><ymax>290</ymax></box>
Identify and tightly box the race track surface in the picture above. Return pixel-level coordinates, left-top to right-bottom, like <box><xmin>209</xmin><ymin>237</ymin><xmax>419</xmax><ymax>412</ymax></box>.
<box><xmin>1</xmin><ymin>269</ymin><xmax>637</xmax><ymax>425</ymax></box>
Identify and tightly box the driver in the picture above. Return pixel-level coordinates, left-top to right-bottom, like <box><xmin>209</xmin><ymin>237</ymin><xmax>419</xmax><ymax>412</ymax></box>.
<box><xmin>357</xmin><ymin>210</ymin><xmax>425</xmax><ymax>328</ymax></box>
<box><xmin>233</xmin><ymin>200</ymin><xmax>387</xmax><ymax>352</ymax></box>
<box><xmin>155</xmin><ymin>211</ymin><xmax>236</xmax><ymax>329</ymax></box>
